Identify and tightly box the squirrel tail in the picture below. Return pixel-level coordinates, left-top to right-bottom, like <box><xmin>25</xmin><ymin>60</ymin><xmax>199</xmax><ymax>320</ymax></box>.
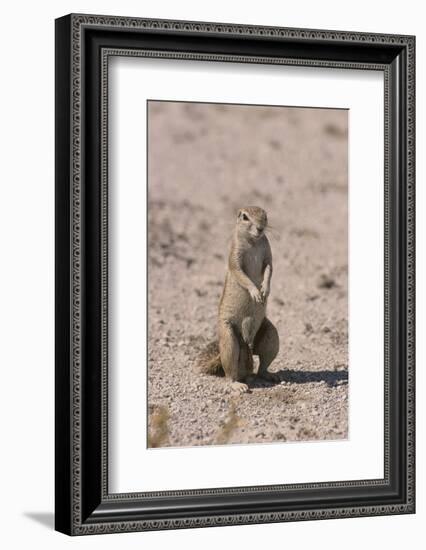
<box><xmin>196</xmin><ymin>341</ymin><xmax>224</xmax><ymax>377</ymax></box>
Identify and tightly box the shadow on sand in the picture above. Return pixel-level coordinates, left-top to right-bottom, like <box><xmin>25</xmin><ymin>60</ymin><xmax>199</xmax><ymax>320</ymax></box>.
<box><xmin>249</xmin><ymin>368</ymin><xmax>348</xmax><ymax>389</ymax></box>
<box><xmin>279</xmin><ymin>368</ymin><xmax>348</xmax><ymax>387</ymax></box>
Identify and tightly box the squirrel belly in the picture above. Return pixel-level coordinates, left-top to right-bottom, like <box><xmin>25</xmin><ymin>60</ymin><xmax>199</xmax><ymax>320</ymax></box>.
<box><xmin>219</xmin><ymin>271</ymin><xmax>266</xmax><ymax>344</ymax></box>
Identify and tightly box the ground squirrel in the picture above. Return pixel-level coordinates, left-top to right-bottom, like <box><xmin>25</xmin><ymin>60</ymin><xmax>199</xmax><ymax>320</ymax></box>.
<box><xmin>198</xmin><ymin>206</ymin><xmax>280</xmax><ymax>393</ymax></box>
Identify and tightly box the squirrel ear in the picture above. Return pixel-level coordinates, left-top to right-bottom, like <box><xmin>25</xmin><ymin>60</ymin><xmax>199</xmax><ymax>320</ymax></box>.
<box><xmin>237</xmin><ymin>209</ymin><xmax>242</xmax><ymax>219</ymax></box>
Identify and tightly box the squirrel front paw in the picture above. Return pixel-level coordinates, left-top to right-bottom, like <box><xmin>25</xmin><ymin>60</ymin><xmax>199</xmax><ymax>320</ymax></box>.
<box><xmin>249</xmin><ymin>286</ymin><xmax>263</xmax><ymax>303</ymax></box>
<box><xmin>260</xmin><ymin>281</ymin><xmax>270</xmax><ymax>300</ymax></box>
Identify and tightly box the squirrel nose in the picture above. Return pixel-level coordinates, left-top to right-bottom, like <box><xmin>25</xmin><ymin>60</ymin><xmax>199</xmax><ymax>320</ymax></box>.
<box><xmin>256</xmin><ymin>226</ymin><xmax>263</xmax><ymax>233</ymax></box>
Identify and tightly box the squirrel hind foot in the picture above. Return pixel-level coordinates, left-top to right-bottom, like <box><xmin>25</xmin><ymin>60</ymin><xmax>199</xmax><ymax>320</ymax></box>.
<box><xmin>230</xmin><ymin>381</ymin><xmax>250</xmax><ymax>394</ymax></box>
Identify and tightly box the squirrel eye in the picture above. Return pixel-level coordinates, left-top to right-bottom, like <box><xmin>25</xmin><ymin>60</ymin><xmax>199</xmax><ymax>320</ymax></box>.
<box><xmin>242</xmin><ymin>213</ymin><xmax>248</xmax><ymax>221</ymax></box>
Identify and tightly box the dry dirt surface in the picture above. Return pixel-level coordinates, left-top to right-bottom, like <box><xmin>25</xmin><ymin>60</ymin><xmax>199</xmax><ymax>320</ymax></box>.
<box><xmin>147</xmin><ymin>101</ymin><xmax>348</xmax><ymax>448</ymax></box>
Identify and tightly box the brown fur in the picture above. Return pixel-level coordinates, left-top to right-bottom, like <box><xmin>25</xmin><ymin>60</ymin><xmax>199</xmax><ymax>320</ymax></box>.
<box><xmin>197</xmin><ymin>339</ymin><xmax>254</xmax><ymax>377</ymax></box>
<box><xmin>198</xmin><ymin>207</ymin><xmax>280</xmax><ymax>392</ymax></box>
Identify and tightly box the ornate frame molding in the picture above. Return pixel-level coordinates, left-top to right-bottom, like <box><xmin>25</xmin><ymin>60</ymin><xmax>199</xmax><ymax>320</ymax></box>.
<box><xmin>55</xmin><ymin>14</ymin><xmax>415</xmax><ymax>535</ymax></box>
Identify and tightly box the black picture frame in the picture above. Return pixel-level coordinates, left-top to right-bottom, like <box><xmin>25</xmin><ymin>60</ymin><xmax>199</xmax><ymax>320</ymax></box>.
<box><xmin>55</xmin><ymin>13</ymin><xmax>416</xmax><ymax>535</ymax></box>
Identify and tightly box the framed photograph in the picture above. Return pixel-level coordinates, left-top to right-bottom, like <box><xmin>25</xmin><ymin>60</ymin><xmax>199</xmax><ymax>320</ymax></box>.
<box><xmin>55</xmin><ymin>14</ymin><xmax>415</xmax><ymax>535</ymax></box>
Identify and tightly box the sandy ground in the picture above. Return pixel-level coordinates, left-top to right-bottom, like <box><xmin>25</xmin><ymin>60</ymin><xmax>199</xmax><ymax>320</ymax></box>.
<box><xmin>147</xmin><ymin>101</ymin><xmax>348</xmax><ymax>448</ymax></box>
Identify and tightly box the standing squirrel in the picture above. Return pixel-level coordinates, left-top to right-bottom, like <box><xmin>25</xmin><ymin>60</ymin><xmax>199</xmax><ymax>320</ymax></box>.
<box><xmin>198</xmin><ymin>206</ymin><xmax>280</xmax><ymax>393</ymax></box>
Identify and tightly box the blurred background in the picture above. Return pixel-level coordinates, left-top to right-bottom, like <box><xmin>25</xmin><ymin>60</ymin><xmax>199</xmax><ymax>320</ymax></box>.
<box><xmin>147</xmin><ymin>100</ymin><xmax>348</xmax><ymax>448</ymax></box>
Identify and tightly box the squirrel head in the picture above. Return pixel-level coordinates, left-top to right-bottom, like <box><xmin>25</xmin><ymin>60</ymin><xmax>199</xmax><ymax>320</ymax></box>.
<box><xmin>236</xmin><ymin>206</ymin><xmax>268</xmax><ymax>241</ymax></box>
